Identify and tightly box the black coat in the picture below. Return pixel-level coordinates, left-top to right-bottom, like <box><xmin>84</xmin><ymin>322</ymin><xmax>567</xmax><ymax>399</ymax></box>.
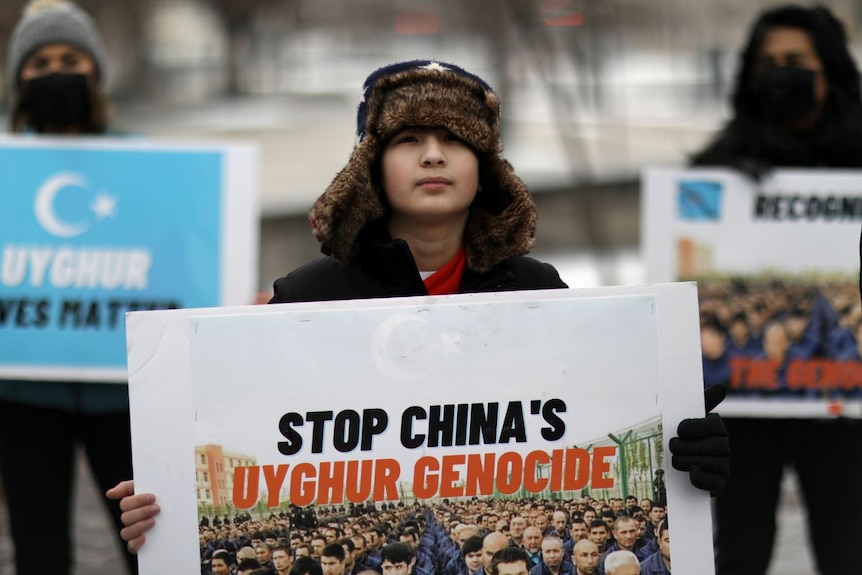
<box><xmin>271</xmin><ymin>236</ymin><xmax>566</xmax><ymax>304</ymax></box>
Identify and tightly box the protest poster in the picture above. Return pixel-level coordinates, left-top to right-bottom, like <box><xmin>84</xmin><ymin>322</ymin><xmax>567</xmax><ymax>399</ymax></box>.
<box><xmin>126</xmin><ymin>285</ymin><xmax>713</xmax><ymax>574</ymax></box>
<box><xmin>0</xmin><ymin>135</ymin><xmax>258</xmax><ymax>382</ymax></box>
<box><xmin>643</xmin><ymin>167</ymin><xmax>862</xmax><ymax>418</ymax></box>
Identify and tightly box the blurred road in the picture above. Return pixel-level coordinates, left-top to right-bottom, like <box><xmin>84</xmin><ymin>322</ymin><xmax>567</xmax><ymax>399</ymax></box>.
<box><xmin>0</xmin><ymin>449</ymin><xmax>815</xmax><ymax>575</ymax></box>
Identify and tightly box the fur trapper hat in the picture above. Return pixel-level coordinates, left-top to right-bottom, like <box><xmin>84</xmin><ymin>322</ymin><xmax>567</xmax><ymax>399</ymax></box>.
<box><xmin>310</xmin><ymin>60</ymin><xmax>537</xmax><ymax>273</ymax></box>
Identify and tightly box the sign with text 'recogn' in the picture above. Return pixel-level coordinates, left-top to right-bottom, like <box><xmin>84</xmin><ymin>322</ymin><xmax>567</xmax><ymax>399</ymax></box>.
<box><xmin>643</xmin><ymin>167</ymin><xmax>862</xmax><ymax>418</ymax></box>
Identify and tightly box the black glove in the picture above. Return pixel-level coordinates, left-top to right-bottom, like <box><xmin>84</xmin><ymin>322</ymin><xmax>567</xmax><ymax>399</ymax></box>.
<box><xmin>669</xmin><ymin>383</ymin><xmax>730</xmax><ymax>496</ymax></box>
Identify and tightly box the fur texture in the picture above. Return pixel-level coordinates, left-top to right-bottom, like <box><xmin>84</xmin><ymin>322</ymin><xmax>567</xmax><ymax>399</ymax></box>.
<box><xmin>310</xmin><ymin>61</ymin><xmax>537</xmax><ymax>273</ymax></box>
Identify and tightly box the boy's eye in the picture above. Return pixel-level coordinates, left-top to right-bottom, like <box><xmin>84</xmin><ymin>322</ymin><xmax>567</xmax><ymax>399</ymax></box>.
<box><xmin>395</xmin><ymin>134</ymin><xmax>418</xmax><ymax>143</ymax></box>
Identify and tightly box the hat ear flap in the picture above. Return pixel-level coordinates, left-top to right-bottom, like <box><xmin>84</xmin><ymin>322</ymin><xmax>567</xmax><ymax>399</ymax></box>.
<box><xmin>464</xmin><ymin>155</ymin><xmax>537</xmax><ymax>273</ymax></box>
<box><xmin>310</xmin><ymin>140</ymin><xmax>388</xmax><ymax>262</ymax></box>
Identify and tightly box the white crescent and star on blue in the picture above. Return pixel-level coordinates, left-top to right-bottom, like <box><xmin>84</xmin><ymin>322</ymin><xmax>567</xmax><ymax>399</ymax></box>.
<box><xmin>33</xmin><ymin>172</ymin><xmax>118</xmax><ymax>238</ymax></box>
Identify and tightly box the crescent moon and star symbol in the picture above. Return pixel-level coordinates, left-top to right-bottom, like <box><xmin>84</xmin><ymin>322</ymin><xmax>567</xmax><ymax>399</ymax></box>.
<box><xmin>33</xmin><ymin>172</ymin><xmax>118</xmax><ymax>238</ymax></box>
<box><xmin>370</xmin><ymin>313</ymin><xmax>463</xmax><ymax>382</ymax></box>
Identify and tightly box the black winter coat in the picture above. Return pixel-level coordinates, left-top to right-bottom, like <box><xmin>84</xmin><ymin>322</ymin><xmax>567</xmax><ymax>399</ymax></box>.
<box><xmin>271</xmin><ymin>236</ymin><xmax>566</xmax><ymax>304</ymax></box>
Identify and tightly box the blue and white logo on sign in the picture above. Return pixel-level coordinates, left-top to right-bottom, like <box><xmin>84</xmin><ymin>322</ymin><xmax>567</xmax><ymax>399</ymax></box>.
<box><xmin>34</xmin><ymin>172</ymin><xmax>117</xmax><ymax>237</ymax></box>
<box><xmin>677</xmin><ymin>180</ymin><xmax>723</xmax><ymax>221</ymax></box>
<box><xmin>0</xmin><ymin>144</ymin><xmax>223</xmax><ymax>375</ymax></box>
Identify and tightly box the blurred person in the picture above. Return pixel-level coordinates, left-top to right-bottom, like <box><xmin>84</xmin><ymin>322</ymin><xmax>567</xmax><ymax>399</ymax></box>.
<box><xmin>587</xmin><ymin>522</ymin><xmax>610</xmax><ymax>554</ymax></box>
<box><xmin>645</xmin><ymin>504</ymin><xmax>665</xmax><ymax>541</ymax></box>
<box><xmin>566</xmin><ymin>518</ymin><xmax>588</xmax><ymax>551</ymax></box>
<box><xmin>726</xmin><ymin>313</ymin><xmax>757</xmax><ymax>357</ymax></box>
<box><xmin>481</xmin><ymin>532</ymin><xmax>511</xmax><ymax>575</ymax></box>
<box><xmin>292</xmin><ymin>556</ymin><xmax>325</xmax><ymax>575</ymax></box>
<box><xmin>651</xmin><ymin>470</ymin><xmax>666</xmax><ymax>508</ymax></box>
<box><xmin>461</xmin><ymin>534</ymin><xmax>485</xmax><ymax>575</ymax></box>
<box><xmin>238</xmin><ymin>558</ymin><xmax>264</xmax><ymax>575</ymax></box>
<box><xmin>634</xmin><ymin>517</ymin><xmax>647</xmax><ymax>542</ymax></box>
<box><xmin>692</xmin><ymin>7</ymin><xmax>862</xmax><ymax>171</ymax></box>
<box><xmin>381</xmin><ymin>543</ymin><xmax>417</xmax><ymax>575</ymax></box>
<box><xmin>761</xmin><ymin>320</ymin><xmax>793</xmax><ymax>363</ymax></box>
<box><xmin>273</xmin><ymin>545</ymin><xmax>293</xmax><ymax>575</ymax></box>
<box><xmin>321</xmin><ymin>543</ymin><xmax>348</xmax><ymax>575</ymax></box>
<box><xmin>638</xmin><ymin>520</ymin><xmax>670</xmax><ymax>575</ymax></box>
<box><xmin>529</xmin><ymin>537</ymin><xmax>570</xmax><ymax>575</ymax></box>
<box><xmin>211</xmin><ymin>550</ymin><xmax>234</xmax><ymax>575</ymax></box>
<box><xmin>550</xmin><ymin>511</ymin><xmax>569</xmax><ymax>540</ymax></box>
<box><xmin>444</xmin><ymin>529</ymin><xmax>481</xmax><ymax>575</ymax></box>
<box><xmin>351</xmin><ymin>533</ymin><xmax>381</xmax><ymax>573</ymax></box>
<box><xmin>239</xmin><ymin>546</ymin><xmax>260</xmax><ymax>561</ymax></box>
<box><xmin>747</xmin><ymin>305</ymin><xmax>768</xmax><ymax>350</ymax></box>
<box><xmin>599</xmin><ymin>512</ymin><xmax>615</xmax><ymax>533</ymax></box>
<box><xmin>509</xmin><ymin>516</ymin><xmax>528</xmax><ymax>548</ymax></box>
<box><xmin>602</xmin><ymin>517</ymin><xmax>650</xmax><ymax>563</ymax></box>
<box><xmin>534</xmin><ymin>514</ymin><xmax>550</xmax><ymax>535</ymax></box>
<box><xmin>108</xmin><ymin>59</ymin><xmax>728</xmax><ymax>550</ymax></box>
<box><xmin>637</xmin><ymin>501</ymin><xmax>650</xmax><ymax>516</ymax></box>
<box><xmin>0</xmin><ymin>2</ymin><xmax>137</xmax><ymax>575</ymax></box>
<box><xmin>701</xmin><ymin>317</ymin><xmax>731</xmax><ymax>387</ymax></box>
<box><xmin>602</xmin><ymin>551</ymin><xmax>638</xmax><ymax>575</ymax></box>
<box><xmin>325</xmin><ymin>528</ymin><xmax>340</xmax><ymax>543</ymax></box>
<box><xmin>522</xmin><ymin>527</ymin><xmax>543</xmax><ymax>567</ymax></box>
<box><xmin>785</xmin><ymin>306</ymin><xmax>819</xmax><ymax>358</ymax></box>
<box><xmin>257</xmin><ymin>542</ymin><xmax>275</xmax><ymax>570</ymax></box>
<box><xmin>312</xmin><ymin>536</ymin><xmax>327</xmax><ymax>559</ymax></box>
<box><xmin>489</xmin><ymin>547</ymin><xmax>531</xmax><ymax>575</ymax></box>
<box><xmin>399</xmin><ymin>529</ymin><xmax>419</xmax><ymax>549</ymax></box>
<box><xmin>571</xmin><ymin>539</ymin><xmax>599</xmax><ymax>575</ymax></box>
<box><xmin>692</xmin><ymin>5</ymin><xmax>862</xmax><ymax>575</ymax></box>
<box><xmin>337</xmin><ymin>537</ymin><xmax>356</xmax><ymax>574</ymax></box>
<box><xmin>8</xmin><ymin>0</ymin><xmax>112</xmax><ymax>135</ymax></box>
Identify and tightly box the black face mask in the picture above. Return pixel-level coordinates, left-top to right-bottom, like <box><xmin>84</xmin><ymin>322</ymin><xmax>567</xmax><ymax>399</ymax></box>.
<box><xmin>19</xmin><ymin>73</ymin><xmax>93</xmax><ymax>132</ymax></box>
<box><xmin>751</xmin><ymin>66</ymin><xmax>818</xmax><ymax>125</ymax></box>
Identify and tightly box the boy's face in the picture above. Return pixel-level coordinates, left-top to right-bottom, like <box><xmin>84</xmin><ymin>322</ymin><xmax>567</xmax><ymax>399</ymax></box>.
<box><xmin>381</xmin><ymin>127</ymin><xmax>479</xmax><ymax>233</ymax></box>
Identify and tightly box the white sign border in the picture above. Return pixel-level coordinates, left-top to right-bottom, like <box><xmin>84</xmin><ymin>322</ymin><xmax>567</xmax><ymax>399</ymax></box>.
<box><xmin>126</xmin><ymin>283</ymin><xmax>713</xmax><ymax>574</ymax></box>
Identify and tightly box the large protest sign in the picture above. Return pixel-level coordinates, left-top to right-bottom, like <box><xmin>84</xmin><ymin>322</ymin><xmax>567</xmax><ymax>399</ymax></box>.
<box><xmin>0</xmin><ymin>136</ymin><xmax>258</xmax><ymax>382</ymax></box>
<box><xmin>643</xmin><ymin>167</ymin><xmax>862</xmax><ymax>417</ymax></box>
<box><xmin>126</xmin><ymin>285</ymin><xmax>713</xmax><ymax>574</ymax></box>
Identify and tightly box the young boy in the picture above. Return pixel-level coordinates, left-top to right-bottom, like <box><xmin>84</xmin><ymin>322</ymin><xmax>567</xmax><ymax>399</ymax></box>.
<box><xmin>108</xmin><ymin>59</ymin><xmax>728</xmax><ymax>551</ymax></box>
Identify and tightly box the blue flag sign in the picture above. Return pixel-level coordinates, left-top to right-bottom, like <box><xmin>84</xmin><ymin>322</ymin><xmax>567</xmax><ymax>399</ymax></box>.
<box><xmin>677</xmin><ymin>180</ymin><xmax>723</xmax><ymax>221</ymax></box>
<box><xmin>0</xmin><ymin>139</ymin><xmax>258</xmax><ymax>381</ymax></box>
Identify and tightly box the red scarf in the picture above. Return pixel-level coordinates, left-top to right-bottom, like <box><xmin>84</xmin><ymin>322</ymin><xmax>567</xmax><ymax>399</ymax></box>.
<box><xmin>423</xmin><ymin>247</ymin><xmax>467</xmax><ymax>295</ymax></box>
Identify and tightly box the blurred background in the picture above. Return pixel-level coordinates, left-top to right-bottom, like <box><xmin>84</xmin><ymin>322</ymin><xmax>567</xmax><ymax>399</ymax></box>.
<box><xmin>3</xmin><ymin>0</ymin><xmax>859</xmax><ymax>293</ymax></box>
<box><xmin>2</xmin><ymin>1</ymin><xmax>855</xmax><ymax>573</ymax></box>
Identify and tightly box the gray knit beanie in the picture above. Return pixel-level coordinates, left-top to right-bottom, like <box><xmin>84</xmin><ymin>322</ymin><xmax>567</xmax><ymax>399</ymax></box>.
<box><xmin>7</xmin><ymin>0</ymin><xmax>107</xmax><ymax>100</ymax></box>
